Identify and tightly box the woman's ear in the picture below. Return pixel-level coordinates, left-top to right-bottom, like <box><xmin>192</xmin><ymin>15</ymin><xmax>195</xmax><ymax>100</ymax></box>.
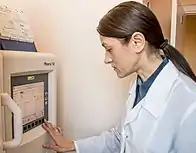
<box><xmin>128</xmin><ymin>32</ymin><xmax>146</xmax><ymax>54</ymax></box>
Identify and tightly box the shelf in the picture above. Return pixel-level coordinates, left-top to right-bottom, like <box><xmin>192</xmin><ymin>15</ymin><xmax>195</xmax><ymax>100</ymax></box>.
<box><xmin>183</xmin><ymin>4</ymin><xmax>196</xmax><ymax>15</ymax></box>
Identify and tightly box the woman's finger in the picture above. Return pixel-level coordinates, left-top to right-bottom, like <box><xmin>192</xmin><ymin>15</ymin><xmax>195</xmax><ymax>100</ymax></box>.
<box><xmin>50</xmin><ymin>123</ymin><xmax>61</xmax><ymax>134</ymax></box>
<box><xmin>56</xmin><ymin>127</ymin><xmax>63</xmax><ymax>135</ymax></box>
<box><xmin>44</xmin><ymin>120</ymin><xmax>58</xmax><ymax>132</ymax></box>
<box><xmin>43</xmin><ymin>144</ymin><xmax>60</xmax><ymax>152</ymax></box>
<box><xmin>44</xmin><ymin>120</ymin><xmax>62</xmax><ymax>134</ymax></box>
<box><xmin>42</xmin><ymin>122</ymin><xmax>56</xmax><ymax>140</ymax></box>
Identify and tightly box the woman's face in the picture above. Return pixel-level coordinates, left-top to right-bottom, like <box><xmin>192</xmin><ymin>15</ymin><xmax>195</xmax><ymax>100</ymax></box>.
<box><xmin>100</xmin><ymin>32</ymin><xmax>145</xmax><ymax>78</ymax></box>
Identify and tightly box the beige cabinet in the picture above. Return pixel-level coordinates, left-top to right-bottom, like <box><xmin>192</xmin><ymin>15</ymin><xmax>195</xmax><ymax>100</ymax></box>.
<box><xmin>183</xmin><ymin>15</ymin><xmax>196</xmax><ymax>72</ymax></box>
<box><xmin>171</xmin><ymin>0</ymin><xmax>196</xmax><ymax>72</ymax></box>
<box><xmin>148</xmin><ymin>0</ymin><xmax>173</xmax><ymax>41</ymax></box>
<box><xmin>144</xmin><ymin>0</ymin><xmax>196</xmax><ymax>73</ymax></box>
<box><xmin>171</xmin><ymin>0</ymin><xmax>185</xmax><ymax>52</ymax></box>
<box><xmin>181</xmin><ymin>0</ymin><xmax>196</xmax><ymax>5</ymax></box>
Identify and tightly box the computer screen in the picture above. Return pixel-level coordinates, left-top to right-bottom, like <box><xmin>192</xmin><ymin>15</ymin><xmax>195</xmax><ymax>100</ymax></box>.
<box><xmin>11</xmin><ymin>73</ymin><xmax>48</xmax><ymax>133</ymax></box>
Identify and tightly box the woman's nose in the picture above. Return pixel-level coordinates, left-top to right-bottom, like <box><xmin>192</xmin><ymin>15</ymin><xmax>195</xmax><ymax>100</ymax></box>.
<box><xmin>104</xmin><ymin>53</ymin><xmax>112</xmax><ymax>64</ymax></box>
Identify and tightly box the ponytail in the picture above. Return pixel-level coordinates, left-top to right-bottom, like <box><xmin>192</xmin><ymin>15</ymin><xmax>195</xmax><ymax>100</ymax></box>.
<box><xmin>160</xmin><ymin>39</ymin><xmax>196</xmax><ymax>82</ymax></box>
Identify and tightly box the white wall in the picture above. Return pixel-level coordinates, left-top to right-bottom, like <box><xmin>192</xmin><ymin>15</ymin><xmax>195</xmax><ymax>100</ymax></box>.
<box><xmin>0</xmin><ymin>0</ymin><xmax>137</xmax><ymax>140</ymax></box>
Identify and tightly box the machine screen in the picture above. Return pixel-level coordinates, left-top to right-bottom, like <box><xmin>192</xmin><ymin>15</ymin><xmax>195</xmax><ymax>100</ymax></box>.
<box><xmin>11</xmin><ymin>73</ymin><xmax>48</xmax><ymax>133</ymax></box>
<box><xmin>13</xmin><ymin>82</ymin><xmax>44</xmax><ymax>125</ymax></box>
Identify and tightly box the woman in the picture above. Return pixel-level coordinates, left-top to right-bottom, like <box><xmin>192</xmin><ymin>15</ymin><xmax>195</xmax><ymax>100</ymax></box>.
<box><xmin>42</xmin><ymin>1</ymin><xmax>196</xmax><ymax>153</ymax></box>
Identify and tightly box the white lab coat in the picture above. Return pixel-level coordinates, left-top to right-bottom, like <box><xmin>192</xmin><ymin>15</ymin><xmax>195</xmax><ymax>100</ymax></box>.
<box><xmin>75</xmin><ymin>60</ymin><xmax>196</xmax><ymax>153</ymax></box>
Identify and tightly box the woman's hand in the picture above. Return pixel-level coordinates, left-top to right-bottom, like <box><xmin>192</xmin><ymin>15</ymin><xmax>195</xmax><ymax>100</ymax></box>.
<box><xmin>42</xmin><ymin>120</ymin><xmax>75</xmax><ymax>152</ymax></box>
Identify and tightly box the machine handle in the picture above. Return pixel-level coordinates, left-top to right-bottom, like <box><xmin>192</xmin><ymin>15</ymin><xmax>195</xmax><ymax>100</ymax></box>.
<box><xmin>1</xmin><ymin>93</ymin><xmax>22</xmax><ymax>149</ymax></box>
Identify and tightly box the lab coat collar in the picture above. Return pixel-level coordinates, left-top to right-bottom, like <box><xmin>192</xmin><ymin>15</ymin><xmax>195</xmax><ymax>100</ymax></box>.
<box><xmin>142</xmin><ymin>61</ymin><xmax>179</xmax><ymax>116</ymax></box>
<box><xmin>124</xmin><ymin>61</ymin><xmax>179</xmax><ymax>125</ymax></box>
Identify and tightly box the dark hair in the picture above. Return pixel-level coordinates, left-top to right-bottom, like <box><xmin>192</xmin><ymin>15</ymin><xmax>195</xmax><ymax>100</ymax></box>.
<box><xmin>97</xmin><ymin>1</ymin><xmax>196</xmax><ymax>82</ymax></box>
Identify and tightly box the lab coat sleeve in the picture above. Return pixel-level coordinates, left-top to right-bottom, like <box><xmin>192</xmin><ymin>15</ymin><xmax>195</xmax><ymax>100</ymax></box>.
<box><xmin>174</xmin><ymin>103</ymin><xmax>196</xmax><ymax>153</ymax></box>
<box><xmin>74</xmin><ymin>127</ymin><xmax>121</xmax><ymax>153</ymax></box>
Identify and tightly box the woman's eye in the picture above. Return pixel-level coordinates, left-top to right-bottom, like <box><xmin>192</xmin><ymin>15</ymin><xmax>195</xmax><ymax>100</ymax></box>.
<box><xmin>107</xmin><ymin>49</ymin><xmax>112</xmax><ymax>52</ymax></box>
